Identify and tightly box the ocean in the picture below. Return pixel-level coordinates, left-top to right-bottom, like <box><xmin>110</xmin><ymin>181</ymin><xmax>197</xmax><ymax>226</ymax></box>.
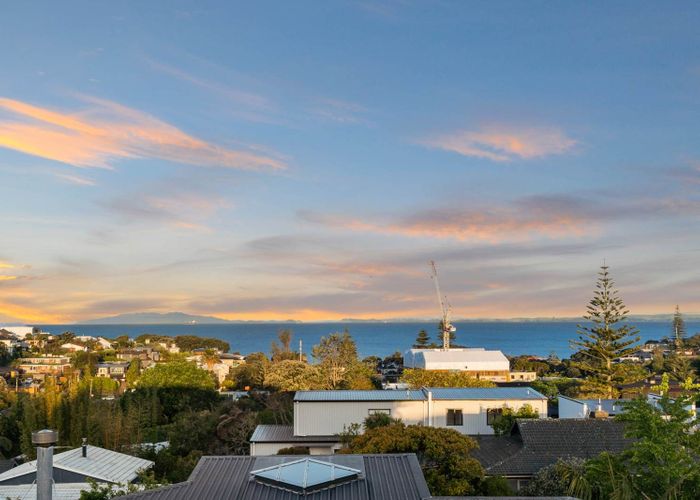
<box><xmin>38</xmin><ymin>321</ymin><xmax>698</xmax><ymax>359</ymax></box>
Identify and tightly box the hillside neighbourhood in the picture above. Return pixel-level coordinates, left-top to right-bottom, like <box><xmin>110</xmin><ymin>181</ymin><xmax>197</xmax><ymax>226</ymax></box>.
<box><xmin>1</xmin><ymin>267</ymin><xmax>700</xmax><ymax>499</ymax></box>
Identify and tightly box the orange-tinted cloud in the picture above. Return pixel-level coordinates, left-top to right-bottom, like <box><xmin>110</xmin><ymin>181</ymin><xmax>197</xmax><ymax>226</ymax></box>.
<box><xmin>0</xmin><ymin>96</ymin><xmax>285</xmax><ymax>170</ymax></box>
<box><xmin>423</xmin><ymin>124</ymin><xmax>576</xmax><ymax>161</ymax></box>
<box><xmin>300</xmin><ymin>198</ymin><xmax>593</xmax><ymax>242</ymax></box>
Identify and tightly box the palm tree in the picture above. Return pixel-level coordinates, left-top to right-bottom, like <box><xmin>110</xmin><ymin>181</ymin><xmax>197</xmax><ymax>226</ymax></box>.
<box><xmin>202</xmin><ymin>349</ymin><xmax>221</xmax><ymax>371</ymax></box>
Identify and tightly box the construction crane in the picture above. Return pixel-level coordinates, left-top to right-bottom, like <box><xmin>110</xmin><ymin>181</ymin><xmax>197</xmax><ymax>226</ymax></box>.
<box><xmin>429</xmin><ymin>260</ymin><xmax>456</xmax><ymax>350</ymax></box>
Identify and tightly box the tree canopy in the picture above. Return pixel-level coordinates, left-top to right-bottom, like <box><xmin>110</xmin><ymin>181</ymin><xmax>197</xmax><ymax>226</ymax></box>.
<box><xmin>401</xmin><ymin>369</ymin><xmax>496</xmax><ymax>389</ymax></box>
<box><xmin>138</xmin><ymin>361</ymin><xmax>216</xmax><ymax>390</ymax></box>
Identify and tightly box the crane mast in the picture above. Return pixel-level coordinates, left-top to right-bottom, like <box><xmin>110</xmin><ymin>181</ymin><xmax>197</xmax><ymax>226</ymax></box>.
<box><xmin>429</xmin><ymin>260</ymin><xmax>455</xmax><ymax>350</ymax></box>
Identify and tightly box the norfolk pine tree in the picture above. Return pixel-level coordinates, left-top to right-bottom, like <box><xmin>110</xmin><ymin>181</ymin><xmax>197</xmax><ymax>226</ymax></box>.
<box><xmin>672</xmin><ymin>304</ymin><xmax>687</xmax><ymax>348</ymax></box>
<box><xmin>571</xmin><ymin>265</ymin><xmax>640</xmax><ymax>398</ymax></box>
<box><xmin>414</xmin><ymin>329</ymin><xmax>431</xmax><ymax>348</ymax></box>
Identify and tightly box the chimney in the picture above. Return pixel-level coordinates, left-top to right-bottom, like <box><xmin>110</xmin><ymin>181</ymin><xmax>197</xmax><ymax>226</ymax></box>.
<box><xmin>82</xmin><ymin>437</ymin><xmax>87</xmax><ymax>458</ymax></box>
<box><xmin>32</xmin><ymin>429</ymin><xmax>58</xmax><ymax>500</ymax></box>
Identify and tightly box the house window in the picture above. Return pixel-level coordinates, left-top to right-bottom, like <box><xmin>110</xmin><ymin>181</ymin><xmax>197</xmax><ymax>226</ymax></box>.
<box><xmin>368</xmin><ymin>409</ymin><xmax>391</xmax><ymax>416</ymax></box>
<box><xmin>486</xmin><ymin>408</ymin><xmax>504</xmax><ymax>426</ymax></box>
<box><xmin>446</xmin><ymin>409</ymin><xmax>463</xmax><ymax>426</ymax></box>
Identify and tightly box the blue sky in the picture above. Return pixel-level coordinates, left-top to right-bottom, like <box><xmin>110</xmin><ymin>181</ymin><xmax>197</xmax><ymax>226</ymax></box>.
<box><xmin>1</xmin><ymin>1</ymin><xmax>700</xmax><ymax>322</ymax></box>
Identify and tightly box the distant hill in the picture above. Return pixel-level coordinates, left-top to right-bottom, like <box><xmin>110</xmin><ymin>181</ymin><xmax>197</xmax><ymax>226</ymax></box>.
<box><xmin>80</xmin><ymin>312</ymin><xmax>232</xmax><ymax>325</ymax></box>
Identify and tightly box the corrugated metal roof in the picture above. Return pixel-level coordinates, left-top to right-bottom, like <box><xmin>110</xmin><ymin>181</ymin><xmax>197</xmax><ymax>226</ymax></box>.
<box><xmin>121</xmin><ymin>454</ymin><xmax>431</xmax><ymax>500</ymax></box>
<box><xmin>294</xmin><ymin>390</ymin><xmax>425</xmax><ymax>402</ymax></box>
<box><xmin>250</xmin><ymin>425</ymin><xmax>339</xmax><ymax>443</ymax></box>
<box><xmin>294</xmin><ymin>387</ymin><xmax>546</xmax><ymax>402</ymax></box>
<box><xmin>0</xmin><ymin>482</ymin><xmax>94</xmax><ymax>500</ymax></box>
<box><xmin>0</xmin><ymin>445</ymin><xmax>154</xmax><ymax>484</ymax></box>
<box><xmin>426</xmin><ymin>387</ymin><xmax>547</xmax><ymax>400</ymax></box>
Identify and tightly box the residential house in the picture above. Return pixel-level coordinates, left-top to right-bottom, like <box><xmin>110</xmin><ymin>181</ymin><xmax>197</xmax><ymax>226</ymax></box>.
<box><xmin>117</xmin><ymin>347</ymin><xmax>160</xmax><ymax>363</ymax></box>
<box><xmin>558</xmin><ymin>395</ymin><xmax>629</xmax><ymax>419</ymax></box>
<box><xmin>17</xmin><ymin>356</ymin><xmax>72</xmax><ymax>378</ymax></box>
<box><xmin>472</xmin><ymin>418</ymin><xmax>631</xmax><ymax>491</ymax></box>
<box><xmin>60</xmin><ymin>342</ymin><xmax>88</xmax><ymax>353</ymax></box>
<box><xmin>0</xmin><ymin>443</ymin><xmax>153</xmax><ymax>487</ymax></box>
<box><xmin>250</xmin><ymin>387</ymin><xmax>547</xmax><ymax>455</ymax></box>
<box><xmin>0</xmin><ymin>331</ymin><xmax>26</xmax><ymax>355</ymax></box>
<box><xmin>96</xmin><ymin>362</ymin><xmax>130</xmax><ymax>381</ymax></box>
<box><xmin>403</xmin><ymin>348</ymin><xmax>536</xmax><ymax>382</ymax></box>
<box><xmin>120</xmin><ymin>454</ymin><xmax>431</xmax><ymax>500</ymax></box>
<box><xmin>96</xmin><ymin>337</ymin><xmax>114</xmax><ymax>349</ymax></box>
<box><xmin>0</xmin><ymin>326</ymin><xmax>41</xmax><ymax>340</ymax></box>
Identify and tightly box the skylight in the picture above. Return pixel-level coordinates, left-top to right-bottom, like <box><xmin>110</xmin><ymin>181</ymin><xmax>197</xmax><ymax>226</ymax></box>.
<box><xmin>251</xmin><ymin>458</ymin><xmax>361</xmax><ymax>493</ymax></box>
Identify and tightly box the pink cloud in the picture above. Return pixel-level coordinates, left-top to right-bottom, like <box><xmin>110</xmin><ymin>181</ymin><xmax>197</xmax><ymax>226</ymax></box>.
<box><xmin>0</xmin><ymin>96</ymin><xmax>285</xmax><ymax>170</ymax></box>
<box><xmin>423</xmin><ymin>124</ymin><xmax>577</xmax><ymax>161</ymax></box>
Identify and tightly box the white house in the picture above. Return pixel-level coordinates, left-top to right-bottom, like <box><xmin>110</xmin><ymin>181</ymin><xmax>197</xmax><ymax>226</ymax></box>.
<box><xmin>60</xmin><ymin>342</ymin><xmax>88</xmax><ymax>352</ymax></box>
<box><xmin>403</xmin><ymin>348</ymin><xmax>535</xmax><ymax>382</ymax></box>
<box><xmin>250</xmin><ymin>387</ymin><xmax>548</xmax><ymax>456</ymax></box>
<box><xmin>0</xmin><ymin>326</ymin><xmax>40</xmax><ymax>340</ymax></box>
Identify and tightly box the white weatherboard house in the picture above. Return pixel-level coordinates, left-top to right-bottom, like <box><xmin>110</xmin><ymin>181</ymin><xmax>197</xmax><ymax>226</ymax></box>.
<box><xmin>250</xmin><ymin>387</ymin><xmax>547</xmax><ymax>456</ymax></box>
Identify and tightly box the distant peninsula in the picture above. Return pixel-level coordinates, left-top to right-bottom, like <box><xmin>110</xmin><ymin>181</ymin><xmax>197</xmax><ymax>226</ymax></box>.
<box><xmin>80</xmin><ymin>312</ymin><xmax>233</xmax><ymax>325</ymax></box>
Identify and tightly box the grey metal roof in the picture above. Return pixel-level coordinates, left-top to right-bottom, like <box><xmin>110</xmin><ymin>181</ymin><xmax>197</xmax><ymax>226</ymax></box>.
<box><xmin>0</xmin><ymin>445</ymin><xmax>154</xmax><ymax>484</ymax></box>
<box><xmin>0</xmin><ymin>482</ymin><xmax>94</xmax><ymax>500</ymax></box>
<box><xmin>294</xmin><ymin>390</ymin><xmax>425</xmax><ymax>402</ymax></box>
<box><xmin>426</xmin><ymin>387</ymin><xmax>547</xmax><ymax>400</ymax></box>
<box><xmin>250</xmin><ymin>425</ymin><xmax>339</xmax><ymax>444</ymax></box>
<box><xmin>121</xmin><ymin>454</ymin><xmax>431</xmax><ymax>500</ymax></box>
<box><xmin>294</xmin><ymin>387</ymin><xmax>546</xmax><ymax>402</ymax></box>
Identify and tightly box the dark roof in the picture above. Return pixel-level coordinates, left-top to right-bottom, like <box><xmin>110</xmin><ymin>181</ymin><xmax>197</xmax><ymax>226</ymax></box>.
<box><xmin>483</xmin><ymin>418</ymin><xmax>631</xmax><ymax>476</ymax></box>
<box><xmin>121</xmin><ymin>454</ymin><xmax>430</xmax><ymax>500</ymax></box>
<box><xmin>250</xmin><ymin>425</ymin><xmax>339</xmax><ymax>443</ymax></box>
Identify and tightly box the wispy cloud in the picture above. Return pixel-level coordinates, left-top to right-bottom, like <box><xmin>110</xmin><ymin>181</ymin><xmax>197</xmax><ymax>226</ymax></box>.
<box><xmin>0</xmin><ymin>96</ymin><xmax>285</xmax><ymax>170</ymax></box>
<box><xmin>54</xmin><ymin>172</ymin><xmax>96</xmax><ymax>186</ymax></box>
<box><xmin>422</xmin><ymin>124</ymin><xmax>577</xmax><ymax>161</ymax></box>
<box><xmin>0</xmin><ymin>262</ymin><xmax>14</xmax><ymax>269</ymax></box>
<box><xmin>311</xmin><ymin>98</ymin><xmax>370</xmax><ymax>124</ymax></box>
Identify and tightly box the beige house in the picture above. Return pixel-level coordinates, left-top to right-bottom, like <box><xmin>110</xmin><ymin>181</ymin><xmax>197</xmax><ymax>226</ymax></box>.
<box><xmin>17</xmin><ymin>356</ymin><xmax>72</xmax><ymax>377</ymax></box>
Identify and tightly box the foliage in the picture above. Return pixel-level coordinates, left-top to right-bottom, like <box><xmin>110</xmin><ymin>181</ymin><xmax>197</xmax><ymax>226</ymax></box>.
<box><xmin>519</xmin><ymin>457</ymin><xmax>587</xmax><ymax>497</ymax></box>
<box><xmin>343</xmin><ymin>423</ymin><xmax>484</xmax><ymax>496</ymax></box>
<box><xmin>413</xmin><ymin>329</ymin><xmax>432</xmax><ymax>348</ymax></box>
<box><xmin>71</xmin><ymin>352</ymin><xmax>101</xmax><ymax>377</ymax></box>
<box><xmin>270</xmin><ymin>329</ymin><xmax>300</xmax><ymax>362</ymax></box>
<box><xmin>363</xmin><ymin>412</ymin><xmax>401</xmax><ymax>430</ymax></box>
<box><xmin>477</xmin><ymin>475</ymin><xmax>514</xmax><ymax>496</ymax></box>
<box><xmin>565</xmin><ymin>377</ymin><xmax>700</xmax><ymax>500</ymax></box>
<box><xmin>491</xmin><ymin>404</ymin><xmax>539</xmax><ymax>436</ymax></box>
<box><xmin>311</xmin><ymin>331</ymin><xmax>373</xmax><ymax>389</ymax></box>
<box><xmin>173</xmin><ymin>335</ymin><xmax>229</xmax><ymax>353</ymax></box>
<box><xmin>277</xmin><ymin>446</ymin><xmax>310</xmax><ymax>455</ymax></box>
<box><xmin>138</xmin><ymin>361</ymin><xmax>216</xmax><ymax>390</ymax></box>
<box><xmin>401</xmin><ymin>369</ymin><xmax>496</xmax><ymax>389</ymax></box>
<box><xmin>510</xmin><ymin>355</ymin><xmax>550</xmax><ymax>376</ymax></box>
<box><xmin>570</xmin><ymin>265</ymin><xmax>640</xmax><ymax>398</ymax></box>
<box><xmin>201</xmin><ymin>349</ymin><xmax>221</xmax><ymax>370</ymax></box>
<box><xmin>672</xmin><ymin>305</ymin><xmax>687</xmax><ymax>348</ymax></box>
<box><xmin>125</xmin><ymin>359</ymin><xmax>140</xmax><ymax>388</ymax></box>
<box><xmin>263</xmin><ymin>360</ymin><xmax>325</xmax><ymax>391</ymax></box>
<box><xmin>228</xmin><ymin>352</ymin><xmax>269</xmax><ymax>389</ymax></box>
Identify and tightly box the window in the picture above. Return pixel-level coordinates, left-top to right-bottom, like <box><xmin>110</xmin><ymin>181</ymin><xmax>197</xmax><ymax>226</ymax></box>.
<box><xmin>368</xmin><ymin>409</ymin><xmax>391</xmax><ymax>416</ymax></box>
<box><xmin>446</xmin><ymin>409</ymin><xmax>463</xmax><ymax>426</ymax></box>
<box><xmin>486</xmin><ymin>408</ymin><xmax>504</xmax><ymax>426</ymax></box>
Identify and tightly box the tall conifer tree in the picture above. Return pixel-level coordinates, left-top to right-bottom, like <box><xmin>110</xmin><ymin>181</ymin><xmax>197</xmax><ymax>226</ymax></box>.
<box><xmin>571</xmin><ymin>265</ymin><xmax>640</xmax><ymax>397</ymax></box>
<box><xmin>672</xmin><ymin>305</ymin><xmax>686</xmax><ymax>349</ymax></box>
<box><xmin>414</xmin><ymin>329</ymin><xmax>431</xmax><ymax>348</ymax></box>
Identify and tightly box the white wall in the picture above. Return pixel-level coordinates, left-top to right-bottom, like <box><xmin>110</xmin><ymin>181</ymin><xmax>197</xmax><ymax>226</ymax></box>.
<box><xmin>431</xmin><ymin>399</ymin><xmax>548</xmax><ymax>435</ymax></box>
<box><xmin>294</xmin><ymin>398</ymin><xmax>547</xmax><ymax>436</ymax></box>
<box><xmin>558</xmin><ymin>396</ymin><xmax>587</xmax><ymax>419</ymax></box>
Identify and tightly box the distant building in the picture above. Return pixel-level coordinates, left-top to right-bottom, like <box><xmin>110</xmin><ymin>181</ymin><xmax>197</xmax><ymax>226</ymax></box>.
<box><xmin>17</xmin><ymin>356</ymin><xmax>72</xmax><ymax>378</ymax></box>
<box><xmin>558</xmin><ymin>395</ymin><xmax>629</xmax><ymax>419</ymax></box>
<box><xmin>0</xmin><ymin>326</ymin><xmax>40</xmax><ymax>340</ymax></box>
<box><xmin>60</xmin><ymin>342</ymin><xmax>88</xmax><ymax>352</ymax></box>
<box><xmin>250</xmin><ymin>387</ymin><xmax>548</xmax><ymax>455</ymax></box>
<box><xmin>96</xmin><ymin>362</ymin><xmax>130</xmax><ymax>380</ymax></box>
<box><xmin>403</xmin><ymin>348</ymin><xmax>536</xmax><ymax>382</ymax></box>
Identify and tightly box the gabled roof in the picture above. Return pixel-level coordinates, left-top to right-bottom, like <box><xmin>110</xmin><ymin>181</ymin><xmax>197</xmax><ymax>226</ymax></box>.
<box><xmin>0</xmin><ymin>445</ymin><xmax>154</xmax><ymax>484</ymax></box>
<box><xmin>120</xmin><ymin>454</ymin><xmax>431</xmax><ymax>499</ymax></box>
<box><xmin>427</xmin><ymin>387</ymin><xmax>546</xmax><ymax>400</ymax></box>
<box><xmin>481</xmin><ymin>419</ymin><xmax>630</xmax><ymax>476</ymax></box>
<box><xmin>250</xmin><ymin>425</ymin><xmax>339</xmax><ymax>443</ymax></box>
<box><xmin>295</xmin><ymin>390</ymin><xmax>425</xmax><ymax>402</ymax></box>
<box><xmin>0</xmin><ymin>482</ymin><xmax>95</xmax><ymax>500</ymax></box>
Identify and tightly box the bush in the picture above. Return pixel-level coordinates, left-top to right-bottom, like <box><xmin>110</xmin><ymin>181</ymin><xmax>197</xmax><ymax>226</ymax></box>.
<box><xmin>277</xmin><ymin>446</ymin><xmax>310</xmax><ymax>455</ymax></box>
<box><xmin>491</xmin><ymin>404</ymin><xmax>539</xmax><ymax>436</ymax></box>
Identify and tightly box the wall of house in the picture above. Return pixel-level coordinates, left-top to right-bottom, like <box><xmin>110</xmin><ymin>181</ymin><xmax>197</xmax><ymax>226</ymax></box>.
<box><xmin>294</xmin><ymin>397</ymin><xmax>547</xmax><ymax>436</ymax></box>
<box><xmin>431</xmin><ymin>399</ymin><xmax>548</xmax><ymax>435</ymax></box>
<box><xmin>294</xmin><ymin>400</ymin><xmax>426</xmax><ymax>436</ymax></box>
<box><xmin>558</xmin><ymin>397</ymin><xmax>587</xmax><ymax>419</ymax></box>
<box><xmin>250</xmin><ymin>442</ymin><xmax>339</xmax><ymax>456</ymax></box>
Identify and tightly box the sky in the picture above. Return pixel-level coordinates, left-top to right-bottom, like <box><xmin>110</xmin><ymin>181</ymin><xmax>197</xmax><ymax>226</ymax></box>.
<box><xmin>1</xmin><ymin>1</ymin><xmax>700</xmax><ymax>323</ymax></box>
